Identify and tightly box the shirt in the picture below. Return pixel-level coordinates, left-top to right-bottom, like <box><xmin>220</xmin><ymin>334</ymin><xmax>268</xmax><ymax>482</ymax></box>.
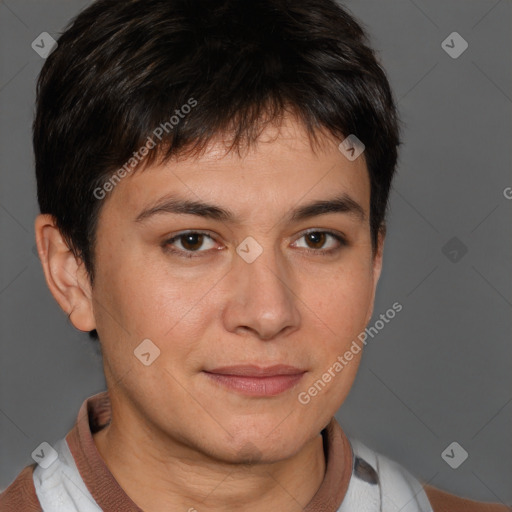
<box><xmin>1</xmin><ymin>391</ymin><xmax>510</xmax><ymax>512</ymax></box>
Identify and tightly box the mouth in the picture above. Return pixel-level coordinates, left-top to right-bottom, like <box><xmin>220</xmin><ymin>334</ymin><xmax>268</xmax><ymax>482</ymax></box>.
<box><xmin>203</xmin><ymin>365</ymin><xmax>307</xmax><ymax>397</ymax></box>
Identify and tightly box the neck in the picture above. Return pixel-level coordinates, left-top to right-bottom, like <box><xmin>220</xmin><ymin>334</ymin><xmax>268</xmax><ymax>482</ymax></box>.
<box><xmin>93</xmin><ymin>406</ymin><xmax>328</xmax><ymax>512</ymax></box>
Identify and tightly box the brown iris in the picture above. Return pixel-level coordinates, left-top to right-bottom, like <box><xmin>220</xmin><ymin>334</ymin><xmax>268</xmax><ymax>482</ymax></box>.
<box><xmin>305</xmin><ymin>232</ymin><xmax>326</xmax><ymax>249</ymax></box>
<box><xmin>180</xmin><ymin>233</ymin><xmax>204</xmax><ymax>251</ymax></box>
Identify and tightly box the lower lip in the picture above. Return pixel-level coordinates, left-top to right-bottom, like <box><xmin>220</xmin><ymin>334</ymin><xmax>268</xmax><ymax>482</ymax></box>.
<box><xmin>204</xmin><ymin>372</ymin><xmax>305</xmax><ymax>397</ymax></box>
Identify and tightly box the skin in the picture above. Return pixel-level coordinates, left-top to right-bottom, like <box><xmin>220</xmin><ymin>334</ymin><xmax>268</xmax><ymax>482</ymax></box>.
<box><xmin>35</xmin><ymin>114</ymin><xmax>384</xmax><ymax>512</ymax></box>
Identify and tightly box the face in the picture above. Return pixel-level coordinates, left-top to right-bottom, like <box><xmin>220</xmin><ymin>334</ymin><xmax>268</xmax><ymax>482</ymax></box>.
<box><xmin>44</xmin><ymin>115</ymin><xmax>383</xmax><ymax>464</ymax></box>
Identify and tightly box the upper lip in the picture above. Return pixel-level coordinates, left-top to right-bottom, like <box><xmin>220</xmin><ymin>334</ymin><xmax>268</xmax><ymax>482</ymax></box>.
<box><xmin>204</xmin><ymin>364</ymin><xmax>306</xmax><ymax>377</ymax></box>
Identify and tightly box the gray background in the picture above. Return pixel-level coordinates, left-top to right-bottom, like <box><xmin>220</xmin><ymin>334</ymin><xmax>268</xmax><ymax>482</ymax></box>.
<box><xmin>1</xmin><ymin>0</ymin><xmax>511</xmax><ymax>505</ymax></box>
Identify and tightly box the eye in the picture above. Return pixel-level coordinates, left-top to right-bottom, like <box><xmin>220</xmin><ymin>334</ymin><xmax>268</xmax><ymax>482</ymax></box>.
<box><xmin>163</xmin><ymin>231</ymin><xmax>218</xmax><ymax>258</ymax></box>
<box><xmin>163</xmin><ymin>229</ymin><xmax>347</xmax><ymax>259</ymax></box>
<box><xmin>292</xmin><ymin>230</ymin><xmax>346</xmax><ymax>254</ymax></box>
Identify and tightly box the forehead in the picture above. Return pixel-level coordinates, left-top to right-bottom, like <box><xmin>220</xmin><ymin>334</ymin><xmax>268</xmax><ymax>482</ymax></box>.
<box><xmin>102</xmin><ymin>116</ymin><xmax>370</xmax><ymax>223</ymax></box>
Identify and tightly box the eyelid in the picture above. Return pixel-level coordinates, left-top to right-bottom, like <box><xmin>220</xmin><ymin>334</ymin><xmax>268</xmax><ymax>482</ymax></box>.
<box><xmin>291</xmin><ymin>228</ymin><xmax>347</xmax><ymax>252</ymax></box>
<box><xmin>294</xmin><ymin>227</ymin><xmax>346</xmax><ymax>240</ymax></box>
<box><xmin>165</xmin><ymin>229</ymin><xmax>216</xmax><ymax>241</ymax></box>
<box><xmin>163</xmin><ymin>230</ymin><xmax>220</xmax><ymax>257</ymax></box>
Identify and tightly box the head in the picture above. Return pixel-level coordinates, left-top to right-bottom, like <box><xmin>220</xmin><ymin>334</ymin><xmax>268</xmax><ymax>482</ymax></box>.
<box><xmin>34</xmin><ymin>0</ymin><xmax>401</xmax><ymax>463</ymax></box>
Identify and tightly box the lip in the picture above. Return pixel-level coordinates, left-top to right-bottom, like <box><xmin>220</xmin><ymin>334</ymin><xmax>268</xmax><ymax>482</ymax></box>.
<box><xmin>204</xmin><ymin>365</ymin><xmax>306</xmax><ymax>397</ymax></box>
<box><xmin>206</xmin><ymin>364</ymin><xmax>305</xmax><ymax>377</ymax></box>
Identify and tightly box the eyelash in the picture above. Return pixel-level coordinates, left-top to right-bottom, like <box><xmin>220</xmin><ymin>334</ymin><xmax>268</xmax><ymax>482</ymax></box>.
<box><xmin>162</xmin><ymin>229</ymin><xmax>347</xmax><ymax>259</ymax></box>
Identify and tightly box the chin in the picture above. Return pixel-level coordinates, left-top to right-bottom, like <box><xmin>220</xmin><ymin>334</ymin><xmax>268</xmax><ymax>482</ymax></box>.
<box><xmin>208</xmin><ymin>418</ymin><xmax>311</xmax><ymax>464</ymax></box>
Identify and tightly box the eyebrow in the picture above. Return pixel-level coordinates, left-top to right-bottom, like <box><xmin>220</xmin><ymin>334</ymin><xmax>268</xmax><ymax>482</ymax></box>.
<box><xmin>134</xmin><ymin>192</ymin><xmax>366</xmax><ymax>224</ymax></box>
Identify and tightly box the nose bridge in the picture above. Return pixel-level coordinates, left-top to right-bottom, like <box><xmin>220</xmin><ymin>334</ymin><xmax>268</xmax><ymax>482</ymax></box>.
<box><xmin>223</xmin><ymin>236</ymin><xmax>301</xmax><ymax>339</ymax></box>
<box><xmin>238</xmin><ymin>238</ymin><xmax>293</xmax><ymax>309</ymax></box>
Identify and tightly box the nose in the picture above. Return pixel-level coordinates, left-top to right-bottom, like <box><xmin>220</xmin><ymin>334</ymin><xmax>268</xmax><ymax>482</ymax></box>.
<box><xmin>221</xmin><ymin>242</ymin><xmax>301</xmax><ymax>341</ymax></box>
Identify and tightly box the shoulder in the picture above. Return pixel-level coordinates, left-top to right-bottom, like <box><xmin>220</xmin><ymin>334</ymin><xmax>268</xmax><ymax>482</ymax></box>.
<box><xmin>346</xmin><ymin>437</ymin><xmax>433</xmax><ymax>511</ymax></box>
<box><xmin>423</xmin><ymin>484</ymin><xmax>512</xmax><ymax>512</ymax></box>
<box><xmin>347</xmin><ymin>437</ymin><xmax>511</xmax><ymax>512</ymax></box>
<box><xmin>0</xmin><ymin>464</ymin><xmax>42</xmax><ymax>512</ymax></box>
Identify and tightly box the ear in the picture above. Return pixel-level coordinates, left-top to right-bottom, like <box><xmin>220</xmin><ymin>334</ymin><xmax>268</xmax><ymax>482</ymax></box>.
<box><xmin>364</xmin><ymin>226</ymin><xmax>386</xmax><ymax>325</ymax></box>
<box><xmin>34</xmin><ymin>214</ymin><xmax>96</xmax><ymax>332</ymax></box>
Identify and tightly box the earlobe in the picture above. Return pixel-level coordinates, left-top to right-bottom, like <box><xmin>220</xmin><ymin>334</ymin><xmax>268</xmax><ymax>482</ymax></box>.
<box><xmin>34</xmin><ymin>214</ymin><xmax>96</xmax><ymax>332</ymax></box>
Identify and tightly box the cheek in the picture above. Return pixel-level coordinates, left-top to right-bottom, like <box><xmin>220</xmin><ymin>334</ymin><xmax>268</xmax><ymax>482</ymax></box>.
<box><xmin>103</xmin><ymin>251</ymin><xmax>210</xmax><ymax>332</ymax></box>
<box><xmin>296</xmin><ymin>271</ymin><xmax>372</xmax><ymax>420</ymax></box>
<box><xmin>307</xmin><ymin>265</ymin><xmax>374</xmax><ymax>342</ymax></box>
<box><xmin>97</xmin><ymin>254</ymin><xmax>222</xmax><ymax>374</ymax></box>
<box><xmin>92</xmin><ymin>258</ymin><xmax>217</xmax><ymax>402</ymax></box>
